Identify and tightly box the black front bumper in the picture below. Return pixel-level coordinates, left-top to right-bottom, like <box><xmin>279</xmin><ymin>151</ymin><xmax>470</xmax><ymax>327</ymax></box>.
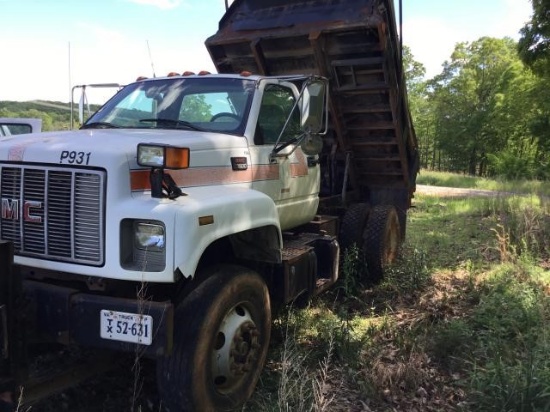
<box><xmin>24</xmin><ymin>280</ymin><xmax>174</xmax><ymax>358</ymax></box>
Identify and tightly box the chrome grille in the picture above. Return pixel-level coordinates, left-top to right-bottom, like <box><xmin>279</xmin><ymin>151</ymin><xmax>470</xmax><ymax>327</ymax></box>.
<box><xmin>0</xmin><ymin>165</ymin><xmax>105</xmax><ymax>265</ymax></box>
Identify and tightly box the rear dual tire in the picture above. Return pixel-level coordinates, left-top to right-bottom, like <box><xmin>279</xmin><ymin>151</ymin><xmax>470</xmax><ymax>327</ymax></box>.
<box><xmin>339</xmin><ymin>203</ymin><xmax>401</xmax><ymax>283</ymax></box>
<box><xmin>363</xmin><ymin>205</ymin><xmax>401</xmax><ymax>282</ymax></box>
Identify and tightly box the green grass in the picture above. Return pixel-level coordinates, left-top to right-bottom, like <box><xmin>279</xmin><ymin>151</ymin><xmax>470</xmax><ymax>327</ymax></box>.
<box><xmin>407</xmin><ymin>195</ymin><xmax>498</xmax><ymax>269</ymax></box>
<box><xmin>244</xmin><ymin>175</ymin><xmax>550</xmax><ymax>412</ymax></box>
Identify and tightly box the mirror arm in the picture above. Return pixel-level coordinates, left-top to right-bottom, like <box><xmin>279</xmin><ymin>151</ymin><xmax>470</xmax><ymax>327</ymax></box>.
<box><xmin>269</xmin><ymin>75</ymin><xmax>328</xmax><ymax>158</ymax></box>
<box><xmin>270</xmin><ymin>133</ymin><xmax>306</xmax><ymax>158</ymax></box>
<box><xmin>321</xmin><ymin>84</ymin><xmax>329</xmax><ymax>135</ymax></box>
<box><xmin>270</xmin><ymin>86</ymin><xmax>307</xmax><ymax>150</ymax></box>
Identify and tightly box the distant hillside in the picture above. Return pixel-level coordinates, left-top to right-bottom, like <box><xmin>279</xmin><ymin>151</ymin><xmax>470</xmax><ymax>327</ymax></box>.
<box><xmin>0</xmin><ymin>100</ymin><xmax>101</xmax><ymax>131</ymax></box>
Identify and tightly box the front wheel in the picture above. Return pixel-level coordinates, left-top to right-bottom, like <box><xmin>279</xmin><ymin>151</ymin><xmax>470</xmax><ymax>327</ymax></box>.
<box><xmin>157</xmin><ymin>265</ymin><xmax>271</xmax><ymax>411</ymax></box>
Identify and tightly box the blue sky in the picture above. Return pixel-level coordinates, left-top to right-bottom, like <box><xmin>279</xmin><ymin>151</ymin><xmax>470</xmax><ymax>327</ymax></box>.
<box><xmin>0</xmin><ymin>0</ymin><xmax>532</xmax><ymax>102</ymax></box>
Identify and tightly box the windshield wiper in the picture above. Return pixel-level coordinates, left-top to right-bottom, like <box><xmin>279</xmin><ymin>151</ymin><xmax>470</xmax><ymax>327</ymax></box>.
<box><xmin>81</xmin><ymin>122</ymin><xmax>120</xmax><ymax>129</ymax></box>
<box><xmin>139</xmin><ymin>118</ymin><xmax>202</xmax><ymax>131</ymax></box>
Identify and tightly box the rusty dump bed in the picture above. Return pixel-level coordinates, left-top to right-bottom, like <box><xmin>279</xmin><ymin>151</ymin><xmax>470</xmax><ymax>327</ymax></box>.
<box><xmin>206</xmin><ymin>0</ymin><xmax>419</xmax><ymax>206</ymax></box>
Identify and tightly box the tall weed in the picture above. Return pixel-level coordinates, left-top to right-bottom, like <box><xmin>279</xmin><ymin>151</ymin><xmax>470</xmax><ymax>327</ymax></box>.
<box><xmin>245</xmin><ymin>308</ymin><xmax>338</xmax><ymax>412</ymax></box>
<box><xmin>488</xmin><ymin>197</ymin><xmax>550</xmax><ymax>262</ymax></box>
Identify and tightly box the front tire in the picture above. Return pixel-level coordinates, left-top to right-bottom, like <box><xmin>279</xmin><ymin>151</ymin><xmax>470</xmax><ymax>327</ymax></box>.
<box><xmin>157</xmin><ymin>265</ymin><xmax>271</xmax><ymax>412</ymax></box>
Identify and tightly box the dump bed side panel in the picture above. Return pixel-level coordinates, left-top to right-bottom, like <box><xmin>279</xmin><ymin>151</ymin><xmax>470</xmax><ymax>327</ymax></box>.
<box><xmin>206</xmin><ymin>0</ymin><xmax>418</xmax><ymax>207</ymax></box>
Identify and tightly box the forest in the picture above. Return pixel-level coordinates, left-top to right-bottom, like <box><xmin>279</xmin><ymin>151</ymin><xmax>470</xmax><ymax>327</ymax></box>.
<box><xmin>407</xmin><ymin>0</ymin><xmax>550</xmax><ymax>180</ymax></box>
<box><xmin>405</xmin><ymin>39</ymin><xmax>549</xmax><ymax>180</ymax></box>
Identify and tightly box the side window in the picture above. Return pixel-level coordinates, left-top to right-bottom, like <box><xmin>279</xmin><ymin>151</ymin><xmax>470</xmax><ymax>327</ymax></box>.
<box><xmin>256</xmin><ymin>85</ymin><xmax>300</xmax><ymax>145</ymax></box>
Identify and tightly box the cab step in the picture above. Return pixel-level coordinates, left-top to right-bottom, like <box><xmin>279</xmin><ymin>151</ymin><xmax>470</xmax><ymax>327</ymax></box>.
<box><xmin>279</xmin><ymin>231</ymin><xmax>340</xmax><ymax>303</ymax></box>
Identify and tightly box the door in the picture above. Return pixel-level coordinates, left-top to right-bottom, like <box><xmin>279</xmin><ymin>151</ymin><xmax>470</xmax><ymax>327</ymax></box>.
<box><xmin>250</xmin><ymin>82</ymin><xmax>320</xmax><ymax>230</ymax></box>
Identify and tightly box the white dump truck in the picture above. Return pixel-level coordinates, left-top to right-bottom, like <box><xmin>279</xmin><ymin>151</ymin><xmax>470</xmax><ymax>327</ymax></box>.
<box><xmin>0</xmin><ymin>0</ymin><xmax>418</xmax><ymax>410</ymax></box>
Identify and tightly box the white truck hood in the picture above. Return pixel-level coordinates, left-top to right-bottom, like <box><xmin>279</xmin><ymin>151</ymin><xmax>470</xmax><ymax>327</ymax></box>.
<box><xmin>0</xmin><ymin>129</ymin><xmax>248</xmax><ymax>165</ymax></box>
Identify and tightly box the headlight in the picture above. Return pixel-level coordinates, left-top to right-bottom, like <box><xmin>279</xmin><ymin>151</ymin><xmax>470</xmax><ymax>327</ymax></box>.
<box><xmin>137</xmin><ymin>145</ymin><xmax>164</xmax><ymax>167</ymax></box>
<box><xmin>137</xmin><ymin>143</ymin><xmax>190</xmax><ymax>169</ymax></box>
<box><xmin>121</xmin><ymin>219</ymin><xmax>166</xmax><ymax>272</ymax></box>
<box><xmin>134</xmin><ymin>222</ymin><xmax>165</xmax><ymax>252</ymax></box>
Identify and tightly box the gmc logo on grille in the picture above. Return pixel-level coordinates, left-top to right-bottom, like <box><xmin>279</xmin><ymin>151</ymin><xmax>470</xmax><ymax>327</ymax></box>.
<box><xmin>1</xmin><ymin>198</ymin><xmax>43</xmax><ymax>223</ymax></box>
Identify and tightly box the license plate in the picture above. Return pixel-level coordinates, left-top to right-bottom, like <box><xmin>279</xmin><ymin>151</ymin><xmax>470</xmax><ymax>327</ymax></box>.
<box><xmin>100</xmin><ymin>310</ymin><xmax>153</xmax><ymax>345</ymax></box>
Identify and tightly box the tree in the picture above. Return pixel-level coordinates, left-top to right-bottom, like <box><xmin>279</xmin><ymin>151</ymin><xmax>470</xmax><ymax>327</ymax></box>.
<box><xmin>402</xmin><ymin>46</ymin><xmax>437</xmax><ymax>169</ymax></box>
<box><xmin>518</xmin><ymin>0</ymin><xmax>550</xmax><ymax>77</ymax></box>
<box><xmin>180</xmin><ymin>94</ymin><xmax>212</xmax><ymax>121</ymax></box>
<box><xmin>427</xmin><ymin>37</ymin><xmax>532</xmax><ymax>176</ymax></box>
<box><xmin>403</xmin><ymin>45</ymin><xmax>426</xmax><ymax>92</ymax></box>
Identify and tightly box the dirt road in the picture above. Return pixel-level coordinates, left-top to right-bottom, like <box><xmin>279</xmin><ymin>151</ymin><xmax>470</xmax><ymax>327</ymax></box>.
<box><xmin>416</xmin><ymin>184</ymin><xmax>514</xmax><ymax>198</ymax></box>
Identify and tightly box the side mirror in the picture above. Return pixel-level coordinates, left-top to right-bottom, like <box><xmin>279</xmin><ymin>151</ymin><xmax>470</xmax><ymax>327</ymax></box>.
<box><xmin>301</xmin><ymin>80</ymin><xmax>326</xmax><ymax>134</ymax></box>
<box><xmin>300</xmin><ymin>134</ymin><xmax>323</xmax><ymax>155</ymax></box>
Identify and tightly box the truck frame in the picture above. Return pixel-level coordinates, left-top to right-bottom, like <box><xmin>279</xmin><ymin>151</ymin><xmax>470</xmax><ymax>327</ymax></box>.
<box><xmin>0</xmin><ymin>0</ymin><xmax>418</xmax><ymax>410</ymax></box>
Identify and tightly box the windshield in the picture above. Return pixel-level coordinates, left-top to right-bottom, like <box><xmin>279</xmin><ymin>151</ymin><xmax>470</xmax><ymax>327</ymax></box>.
<box><xmin>83</xmin><ymin>77</ymin><xmax>255</xmax><ymax>134</ymax></box>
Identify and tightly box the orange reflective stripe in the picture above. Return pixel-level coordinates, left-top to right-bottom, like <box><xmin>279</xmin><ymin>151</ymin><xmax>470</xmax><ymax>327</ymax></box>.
<box><xmin>290</xmin><ymin>151</ymin><xmax>308</xmax><ymax>177</ymax></box>
<box><xmin>130</xmin><ymin>153</ymin><xmax>311</xmax><ymax>192</ymax></box>
<box><xmin>130</xmin><ymin>165</ymin><xmax>279</xmax><ymax>191</ymax></box>
<box><xmin>130</xmin><ymin>170</ymin><xmax>150</xmax><ymax>191</ymax></box>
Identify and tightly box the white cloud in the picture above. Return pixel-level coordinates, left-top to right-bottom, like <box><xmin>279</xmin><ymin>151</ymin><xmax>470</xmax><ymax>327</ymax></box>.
<box><xmin>492</xmin><ymin>0</ymin><xmax>532</xmax><ymax>39</ymax></box>
<box><xmin>125</xmin><ymin>0</ymin><xmax>182</xmax><ymax>10</ymax></box>
<box><xmin>403</xmin><ymin>0</ymin><xmax>533</xmax><ymax>79</ymax></box>
<box><xmin>75</xmin><ymin>22</ymin><xmax>127</xmax><ymax>45</ymax></box>
<box><xmin>0</xmin><ymin>37</ymin><xmax>70</xmax><ymax>102</ymax></box>
<box><xmin>402</xmin><ymin>16</ymin><xmax>462</xmax><ymax>78</ymax></box>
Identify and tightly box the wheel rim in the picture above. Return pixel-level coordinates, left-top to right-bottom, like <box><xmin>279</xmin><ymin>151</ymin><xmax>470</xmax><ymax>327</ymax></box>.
<box><xmin>211</xmin><ymin>303</ymin><xmax>261</xmax><ymax>393</ymax></box>
<box><xmin>383</xmin><ymin>214</ymin><xmax>400</xmax><ymax>265</ymax></box>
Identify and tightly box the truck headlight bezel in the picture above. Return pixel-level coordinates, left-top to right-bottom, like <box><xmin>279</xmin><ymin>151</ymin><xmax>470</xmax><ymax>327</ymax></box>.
<box><xmin>120</xmin><ymin>219</ymin><xmax>166</xmax><ymax>272</ymax></box>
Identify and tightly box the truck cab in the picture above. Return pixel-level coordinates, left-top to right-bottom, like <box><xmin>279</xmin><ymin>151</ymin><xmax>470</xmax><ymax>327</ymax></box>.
<box><xmin>0</xmin><ymin>72</ymin><xmax>337</xmax><ymax>411</ymax></box>
<box><xmin>83</xmin><ymin>73</ymin><xmax>324</xmax><ymax>232</ymax></box>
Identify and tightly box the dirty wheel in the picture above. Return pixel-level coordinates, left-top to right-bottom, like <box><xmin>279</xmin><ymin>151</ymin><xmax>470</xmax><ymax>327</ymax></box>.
<box><xmin>157</xmin><ymin>265</ymin><xmax>271</xmax><ymax>412</ymax></box>
<box><xmin>338</xmin><ymin>203</ymin><xmax>370</xmax><ymax>252</ymax></box>
<box><xmin>363</xmin><ymin>205</ymin><xmax>401</xmax><ymax>283</ymax></box>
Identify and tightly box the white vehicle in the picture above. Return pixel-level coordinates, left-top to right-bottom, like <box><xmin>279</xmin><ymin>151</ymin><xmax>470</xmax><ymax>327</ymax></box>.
<box><xmin>0</xmin><ymin>0</ymin><xmax>418</xmax><ymax>410</ymax></box>
<box><xmin>0</xmin><ymin>117</ymin><xmax>42</xmax><ymax>137</ymax></box>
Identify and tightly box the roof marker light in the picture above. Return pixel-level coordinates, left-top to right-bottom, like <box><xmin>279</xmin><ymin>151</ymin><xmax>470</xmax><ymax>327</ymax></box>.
<box><xmin>240</xmin><ymin>71</ymin><xmax>252</xmax><ymax>77</ymax></box>
<box><xmin>198</xmin><ymin>70</ymin><xmax>211</xmax><ymax>75</ymax></box>
<box><xmin>182</xmin><ymin>71</ymin><xmax>195</xmax><ymax>76</ymax></box>
<box><xmin>167</xmin><ymin>72</ymin><xmax>180</xmax><ymax>77</ymax></box>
